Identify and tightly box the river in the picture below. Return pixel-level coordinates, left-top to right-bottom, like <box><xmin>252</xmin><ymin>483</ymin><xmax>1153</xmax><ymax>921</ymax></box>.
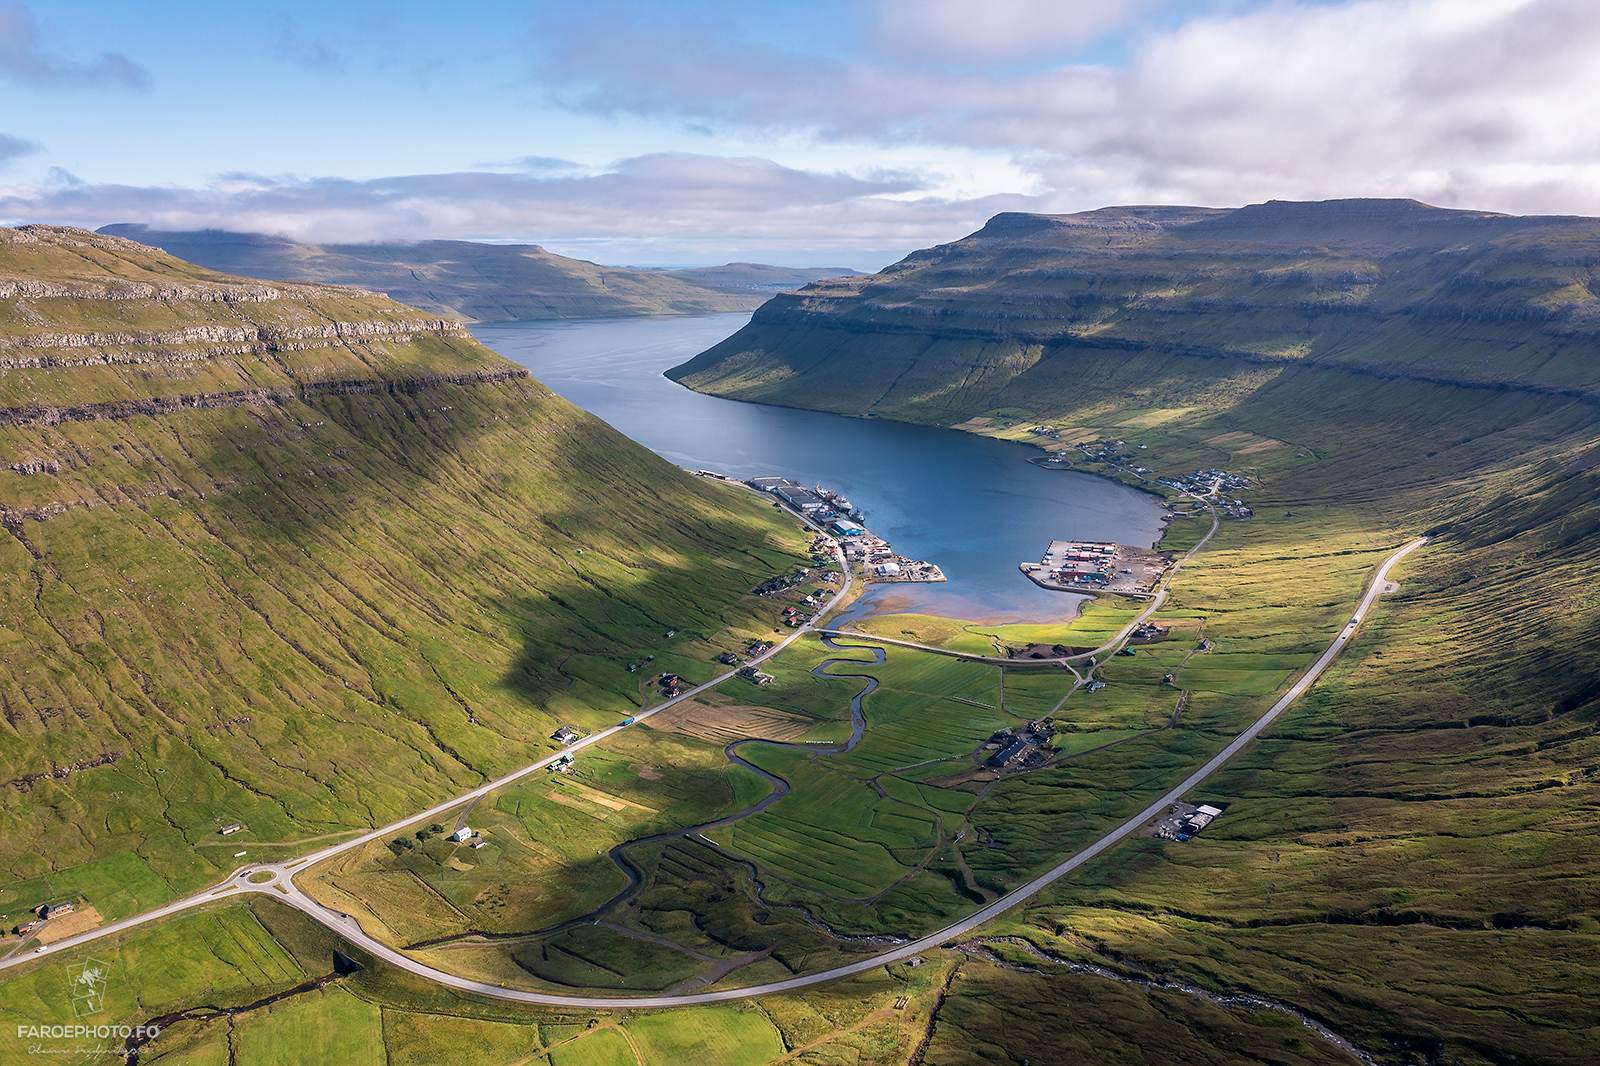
<box><xmin>473</xmin><ymin>314</ymin><xmax>1166</xmax><ymax>624</ymax></box>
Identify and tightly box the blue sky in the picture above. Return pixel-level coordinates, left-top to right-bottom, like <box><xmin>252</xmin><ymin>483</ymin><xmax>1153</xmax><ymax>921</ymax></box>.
<box><xmin>3</xmin><ymin>0</ymin><xmax>1597</xmax><ymax>267</ymax></box>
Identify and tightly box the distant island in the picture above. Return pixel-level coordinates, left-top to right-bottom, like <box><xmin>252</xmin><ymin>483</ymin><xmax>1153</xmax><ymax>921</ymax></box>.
<box><xmin>97</xmin><ymin>224</ymin><xmax>857</xmax><ymax>323</ymax></box>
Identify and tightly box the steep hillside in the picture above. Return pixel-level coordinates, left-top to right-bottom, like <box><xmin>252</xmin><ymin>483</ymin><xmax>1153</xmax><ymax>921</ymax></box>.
<box><xmin>664</xmin><ymin>261</ymin><xmax>858</xmax><ymax>296</ymax></box>
<box><xmin>671</xmin><ymin>198</ymin><xmax>1600</xmax><ymax>414</ymax></box>
<box><xmin>667</xmin><ymin>200</ymin><xmax>1600</xmax><ymax>1063</ymax></box>
<box><xmin>97</xmin><ymin>226</ymin><xmax>848</xmax><ymax>322</ymax></box>
<box><xmin>0</xmin><ymin>226</ymin><xmax>809</xmax><ymax>921</ymax></box>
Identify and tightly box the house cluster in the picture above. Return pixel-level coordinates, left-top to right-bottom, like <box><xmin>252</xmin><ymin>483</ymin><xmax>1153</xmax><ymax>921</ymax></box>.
<box><xmin>748</xmin><ymin>475</ymin><xmax>944</xmax><ymax>584</ymax></box>
<box><xmin>1071</xmin><ymin>438</ymin><xmax>1155</xmax><ymax>479</ymax></box>
<box><xmin>1152</xmin><ymin>801</ymin><xmax>1226</xmax><ymax>841</ymax></box>
<box><xmin>655</xmin><ymin>672</ymin><xmax>684</xmax><ymax>698</ymax></box>
<box><xmin>754</xmin><ymin>566</ymin><xmax>813</xmax><ymax>597</ymax></box>
<box><xmin>984</xmin><ymin>719</ymin><xmax>1055</xmax><ymax>771</ymax></box>
<box><xmin>1129</xmin><ymin>622</ymin><xmax>1170</xmax><ymax>644</ymax></box>
<box><xmin>738</xmin><ymin>665</ymin><xmax>774</xmax><ymax>686</ymax></box>
<box><xmin>840</xmin><ymin>533</ymin><xmax>944</xmax><ymax>583</ymax></box>
<box><xmin>11</xmin><ymin>899</ymin><xmax>75</xmax><ymax>937</ymax></box>
<box><xmin>1159</xmin><ymin>468</ymin><xmax>1254</xmax><ymax>517</ymax></box>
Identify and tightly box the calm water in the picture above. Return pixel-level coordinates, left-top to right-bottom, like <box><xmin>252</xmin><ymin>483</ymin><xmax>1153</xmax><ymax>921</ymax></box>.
<box><xmin>473</xmin><ymin>315</ymin><xmax>1166</xmax><ymax>624</ymax></box>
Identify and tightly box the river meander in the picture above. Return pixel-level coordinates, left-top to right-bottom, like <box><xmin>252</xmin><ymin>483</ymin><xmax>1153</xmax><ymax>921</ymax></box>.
<box><xmin>474</xmin><ymin>313</ymin><xmax>1166</xmax><ymax>624</ymax></box>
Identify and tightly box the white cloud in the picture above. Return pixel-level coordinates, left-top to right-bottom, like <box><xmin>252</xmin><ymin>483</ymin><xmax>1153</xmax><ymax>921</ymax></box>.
<box><xmin>531</xmin><ymin>0</ymin><xmax>1600</xmax><ymax>216</ymax></box>
<box><xmin>0</xmin><ymin>2</ymin><xmax>147</xmax><ymax>89</ymax></box>
<box><xmin>875</xmin><ymin>0</ymin><xmax>1150</xmax><ymax>61</ymax></box>
<box><xmin>0</xmin><ymin>132</ymin><xmax>37</xmax><ymax>167</ymax></box>
<box><xmin>0</xmin><ymin>152</ymin><xmax>1029</xmax><ymax>264</ymax></box>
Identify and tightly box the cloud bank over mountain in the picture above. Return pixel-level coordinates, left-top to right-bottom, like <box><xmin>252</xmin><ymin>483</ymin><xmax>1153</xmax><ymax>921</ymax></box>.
<box><xmin>3</xmin><ymin>0</ymin><xmax>1599</xmax><ymax>263</ymax></box>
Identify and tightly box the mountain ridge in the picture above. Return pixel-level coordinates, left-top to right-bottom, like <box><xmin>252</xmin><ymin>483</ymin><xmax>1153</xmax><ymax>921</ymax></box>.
<box><xmin>669</xmin><ymin>197</ymin><xmax>1600</xmax><ymax>411</ymax></box>
<box><xmin>96</xmin><ymin>224</ymin><xmax>856</xmax><ymax>323</ymax></box>
<box><xmin>0</xmin><ymin>224</ymin><xmax>810</xmax><ymax>920</ymax></box>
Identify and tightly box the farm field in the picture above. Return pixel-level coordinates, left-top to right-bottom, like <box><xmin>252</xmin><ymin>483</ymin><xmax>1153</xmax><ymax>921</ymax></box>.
<box><xmin>841</xmin><ymin>599</ymin><xmax>1142</xmax><ymax>656</ymax></box>
<box><xmin>0</xmin><ymin>893</ymin><xmax>1385</xmax><ymax>1065</ymax></box>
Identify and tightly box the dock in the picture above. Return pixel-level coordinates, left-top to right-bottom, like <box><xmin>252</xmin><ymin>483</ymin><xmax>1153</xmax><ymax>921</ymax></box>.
<box><xmin>1020</xmin><ymin>540</ymin><xmax>1165</xmax><ymax>595</ymax></box>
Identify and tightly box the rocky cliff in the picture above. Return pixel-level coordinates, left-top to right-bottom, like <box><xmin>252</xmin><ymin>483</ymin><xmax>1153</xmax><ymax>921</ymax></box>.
<box><xmin>670</xmin><ymin>198</ymin><xmax>1600</xmax><ymax>421</ymax></box>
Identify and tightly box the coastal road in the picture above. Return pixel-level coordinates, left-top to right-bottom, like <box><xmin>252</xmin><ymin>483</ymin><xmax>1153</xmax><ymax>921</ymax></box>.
<box><xmin>0</xmin><ymin>501</ymin><xmax>854</xmax><ymax>975</ymax></box>
<box><xmin>231</xmin><ymin>534</ymin><xmax>1425</xmax><ymax>1009</ymax></box>
<box><xmin>5</xmin><ymin>525</ymin><xmax>1424</xmax><ymax>1009</ymax></box>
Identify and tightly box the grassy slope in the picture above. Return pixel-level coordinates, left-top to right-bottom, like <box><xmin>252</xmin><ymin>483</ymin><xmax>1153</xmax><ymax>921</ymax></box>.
<box><xmin>669</xmin><ymin>203</ymin><xmax>1600</xmax><ymax>1061</ymax></box>
<box><xmin>97</xmin><ymin>225</ymin><xmax>772</xmax><ymax>322</ymax></box>
<box><xmin>0</xmin><ymin>894</ymin><xmax>1366</xmax><ymax>1066</ymax></box>
<box><xmin>0</xmin><ymin>226</ymin><xmax>811</xmax><ymax>923</ymax></box>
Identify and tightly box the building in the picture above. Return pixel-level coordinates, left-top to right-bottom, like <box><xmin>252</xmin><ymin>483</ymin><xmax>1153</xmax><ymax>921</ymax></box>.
<box><xmin>737</xmin><ymin>666</ymin><xmax>774</xmax><ymax>685</ymax></box>
<box><xmin>551</xmin><ymin>726</ymin><xmax>578</xmax><ymax>743</ymax></box>
<box><xmin>830</xmin><ymin>519</ymin><xmax>864</xmax><ymax>536</ymax></box>
<box><xmin>218</xmin><ymin>823</ymin><xmax>243</xmax><ymax>836</ymax></box>
<box><xmin>448</xmin><ymin>826</ymin><xmax>473</xmax><ymax>843</ymax></box>
<box><xmin>987</xmin><ymin>736</ymin><xmax>1032</xmax><ymax>768</ymax></box>
<box><xmin>874</xmin><ymin>561</ymin><xmax>902</xmax><ymax>577</ymax></box>
<box><xmin>36</xmin><ymin>901</ymin><xmax>73</xmax><ymax>920</ymax></box>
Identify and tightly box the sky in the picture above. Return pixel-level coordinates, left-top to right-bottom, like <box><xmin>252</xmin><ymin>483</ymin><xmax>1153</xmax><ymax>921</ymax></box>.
<box><xmin>2</xmin><ymin>0</ymin><xmax>1599</xmax><ymax>268</ymax></box>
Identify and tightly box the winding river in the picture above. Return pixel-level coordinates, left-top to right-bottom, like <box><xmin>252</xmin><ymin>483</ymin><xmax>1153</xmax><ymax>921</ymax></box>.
<box><xmin>474</xmin><ymin>314</ymin><xmax>1166</xmax><ymax>623</ymax></box>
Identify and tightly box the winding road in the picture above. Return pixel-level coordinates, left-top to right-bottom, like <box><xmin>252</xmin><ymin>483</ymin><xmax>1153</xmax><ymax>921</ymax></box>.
<box><xmin>0</xmin><ymin>498</ymin><xmax>1426</xmax><ymax>1014</ymax></box>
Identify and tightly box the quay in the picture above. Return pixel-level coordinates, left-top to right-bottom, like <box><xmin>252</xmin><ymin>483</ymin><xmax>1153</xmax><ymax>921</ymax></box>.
<box><xmin>1021</xmin><ymin>539</ymin><xmax>1165</xmax><ymax>596</ymax></box>
<box><xmin>744</xmin><ymin>474</ymin><xmax>945</xmax><ymax>585</ymax></box>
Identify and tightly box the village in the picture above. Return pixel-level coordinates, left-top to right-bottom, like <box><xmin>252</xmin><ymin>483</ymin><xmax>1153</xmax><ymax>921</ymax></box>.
<box><xmin>1158</xmin><ymin>468</ymin><xmax>1255</xmax><ymax>518</ymax></box>
<box><xmin>746</xmin><ymin>476</ymin><xmax>945</xmax><ymax>585</ymax></box>
<box><xmin>1019</xmin><ymin>539</ymin><xmax>1166</xmax><ymax>596</ymax></box>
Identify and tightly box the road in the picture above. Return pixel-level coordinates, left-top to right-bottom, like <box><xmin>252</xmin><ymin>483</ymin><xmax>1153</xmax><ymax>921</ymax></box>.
<box><xmin>2</xmin><ymin>502</ymin><xmax>1424</xmax><ymax>1009</ymax></box>
<box><xmin>1</xmin><ymin>498</ymin><xmax>854</xmax><ymax>973</ymax></box>
<box><xmin>229</xmin><ymin>535</ymin><xmax>1426</xmax><ymax>1009</ymax></box>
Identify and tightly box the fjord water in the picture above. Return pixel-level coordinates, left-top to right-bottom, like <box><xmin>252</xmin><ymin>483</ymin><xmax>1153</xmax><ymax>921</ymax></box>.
<box><xmin>474</xmin><ymin>314</ymin><xmax>1165</xmax><ymax>623</ymax></box>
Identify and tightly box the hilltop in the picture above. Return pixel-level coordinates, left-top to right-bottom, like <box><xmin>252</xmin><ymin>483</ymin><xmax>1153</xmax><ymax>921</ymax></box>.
<box><xmin>0</xmin><ymin>226</ymin><xmax>810</xmax><ymax>920</ymax></box>
<box><xmin>97</xmin><ymin>225</ymin><xmax>854</xmax><ymax>323</ymax></box>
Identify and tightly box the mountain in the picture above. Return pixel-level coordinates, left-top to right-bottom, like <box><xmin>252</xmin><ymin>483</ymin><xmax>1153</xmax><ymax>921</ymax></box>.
<box><xmin>669</xmin><ymin>197</ymin><xmax>1600</xmax><ymax>415</ymax></box>
<box><xmin>663</xmin><ymin>262</ymin><xmax>859</xmax><ymax>296</ymax></box>
<box><xmin>666</xmin><ymin>199</ymin><xmax>1600</xmax><ymax>1063</ymax></box>
<box><xmin>95</xmin><ymin>225</ymin><xmax>852</xmax><ymax>323</ymax></box>
<box><xmin>0</xmin><ymin>226</ymin><xmax>807</xmax><ymax>919</ymax></box>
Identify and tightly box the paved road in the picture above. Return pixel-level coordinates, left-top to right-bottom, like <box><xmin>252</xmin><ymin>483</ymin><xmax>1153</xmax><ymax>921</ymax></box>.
<box><xmin>1</xmin><ymin>502</ymin><xmax>854</xmax><ymax>974</ymax></box>
<box><xmin>223</xmin><ymin>535</ymin><xmax>1424</xmax><ymax>1009</ymax></box>
<box><xmin>4</xmin><ymin>503</ymin><xmax>1423</xmax><ymax>1009</ymax></box>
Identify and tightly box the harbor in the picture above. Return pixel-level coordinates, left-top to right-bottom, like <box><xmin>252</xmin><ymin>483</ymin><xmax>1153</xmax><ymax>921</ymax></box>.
<box><xmin>746</xmin><ymin>476</ymin><xmax>947</xmax><ymax>585</ymax></box>
<box><xmin>474</xmin><ymin>314</ymin><xmax>1165</xmax><ymax>624</ymax></box>
<box><xmin>1020</xmin><ymin>539</ymin><xmax>1166</xmax><ymax>596</ymax></box>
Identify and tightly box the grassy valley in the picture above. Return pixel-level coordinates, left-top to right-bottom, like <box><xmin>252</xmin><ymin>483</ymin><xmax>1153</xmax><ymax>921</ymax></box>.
<box><xmin>665</xmin><ymin>200</ymin><xmax>1600</xmax><ymax>1062</ymax></box>
<box><xmin>3</xmin><ymin>203</ymin><xmax>1597</xmax><ymax>1064</ymax></box>
<box><xmin>0</xmin><ymin>226</ymin><xmax>814</xmax><ymax>929</ymax></box>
